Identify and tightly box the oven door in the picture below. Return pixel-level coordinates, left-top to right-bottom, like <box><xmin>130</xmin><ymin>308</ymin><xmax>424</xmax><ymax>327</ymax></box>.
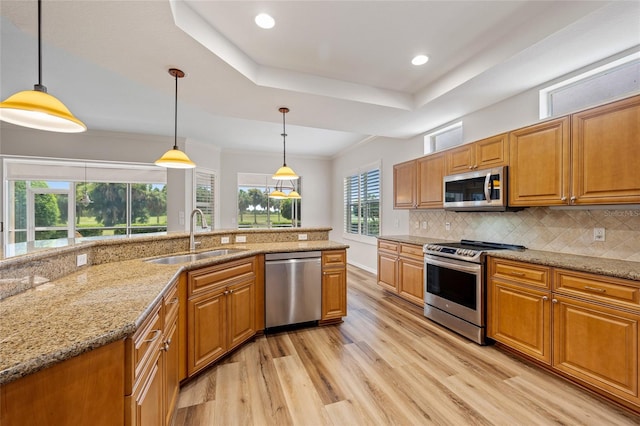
<box><xmin>424</xmin><ymin>254</ymin><xmax>483</xmax><ymax>326</ymax></box>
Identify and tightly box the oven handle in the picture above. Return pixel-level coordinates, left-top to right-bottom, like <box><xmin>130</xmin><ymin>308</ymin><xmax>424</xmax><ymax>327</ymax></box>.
<box><xmin>484</xmin><ymin>172</ymin><xmax>491</xmax><ymax>202</ymax></box>
<box><xmin>424</xmin><ymin>254</ymin><xmax>482</xmax><ymax>274</ymax></box>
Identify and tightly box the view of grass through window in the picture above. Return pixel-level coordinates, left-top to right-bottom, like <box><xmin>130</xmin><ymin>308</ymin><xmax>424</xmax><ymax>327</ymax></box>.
<box><xmin>8</xmin><ymin>180</ymin><xmax>167</xmax><ymax>244</ymax></box>
<box><xmin>237</xmin><ymin>173</ymin><xmax>301</xmax><ymax>228</ymax></box>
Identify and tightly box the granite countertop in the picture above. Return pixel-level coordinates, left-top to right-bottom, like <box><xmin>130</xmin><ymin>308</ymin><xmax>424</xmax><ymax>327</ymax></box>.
<box><xmin>0</xmin><ymin>240</ymin><xmax>348</xmax><ymax>386</ymax></box>
<box><xmin>378</xmin><ymin>235</ymin><xmax>640</xmax><ymax>282</ymax></box>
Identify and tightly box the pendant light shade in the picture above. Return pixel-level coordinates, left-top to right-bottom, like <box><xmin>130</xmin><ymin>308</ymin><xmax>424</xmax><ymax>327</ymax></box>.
<box><xmin>155</xmin><ymin>68</ymin><xmax>196</xmax><ymax>169</ymax></box>
<box><xmin>272</xmin><ymin>107</ymin><xmax>298</xmax><ymax>180</ymax></box>
<box><xmin>0</xmin><ymin>0</ymin><xmax>86</xmax><ymax>133</ymax></box>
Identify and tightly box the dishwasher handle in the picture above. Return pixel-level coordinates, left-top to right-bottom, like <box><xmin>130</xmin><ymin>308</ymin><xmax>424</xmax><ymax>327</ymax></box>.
<box><xmin>265</xmin><ymin>251</ymin><xmax>322</xmax><ymax>261</ymax></box>
<box><xmin>265</xmin><ymin>258</ymin><xmax>321</xmax><ymax>267</ymax></box>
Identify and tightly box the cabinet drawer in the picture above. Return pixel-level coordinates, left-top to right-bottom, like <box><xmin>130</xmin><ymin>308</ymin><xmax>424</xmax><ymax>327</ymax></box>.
<box><xmin>322</xmin><ymin>250</ymin><xmax>346</xmax><ymax>267</ymax></box>
<box><xmin>163</xmin><ymin>281</ymin><xmax>179</xmax><ymax>325</ymax></box>
<box><xmin>131</xmin><ymin>302</ymin><xmax>163</xmax><ymax>386</ymax></box>
<box><xmin>554</xmin><ymin>269</ymin><xmax>640</xmax><ymax>311</ymax></box>
<box><xmin>399</xmin><ymin>243</ymin><xmax>423</xmax><ymax>260</ymax></box>
<box><xmin>378</xmin><ymin>240</ymin><xmax>399</xmax><ymax>253</ymax></box>
<box><xmin>188</xmin><ymin>257</ymin><xmax>255</xmax><ymax>296</ymax></box>
<box><xmin>490</xmin><ymin>258</ymin><xmax>550</xmax><ymax>289</ymax></box>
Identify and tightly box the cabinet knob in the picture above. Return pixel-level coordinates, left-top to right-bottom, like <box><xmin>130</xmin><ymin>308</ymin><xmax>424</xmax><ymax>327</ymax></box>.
<box><xmin>561</xmin><ymin>196</ymin><xmax>567</xmax><ymax>201</ymax></box>
<box><xmin>552</xmin><ymin>299</ymin><xmax>558</xmax><ymax>304</ymax></box>
<box><xmin>542</xmin><ymin>296</ymin><xmax>548</xmax><ymax>301</ymax></box>
<box><xmin>224</xmin><ymin>290</ymin><xmax>229</xmax><ymax>295</ymax></box>
<box><xmin>570</xmin><ymin>196</ymin><xmax>576</xmax><ymax>203</ymax></box>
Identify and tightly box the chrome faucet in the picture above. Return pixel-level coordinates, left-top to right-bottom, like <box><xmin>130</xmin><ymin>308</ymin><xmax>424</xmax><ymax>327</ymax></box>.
<box><xmin>190</xmin><ymin>208</ymin><xmax>208</xmax><ymax>252</ymax></box>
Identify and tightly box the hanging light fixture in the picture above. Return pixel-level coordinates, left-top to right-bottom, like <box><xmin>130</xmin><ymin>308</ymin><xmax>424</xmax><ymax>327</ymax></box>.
<box><xmin>0</xmin><ymin>0</ymin><xmax>86</xmax><ymax>133</ymax></box>
<box><xmin>80</xmin><ymin>163</ymin><xmax>92</xmax><ymax>207</ymax></box>
<box><xmin>155</xmin><ymin>68</ymin><xmax>196</xmax><ymax>169</ymax></box>
<box><xmin>269</xmin><ymin>107</ymin><xmax>301</xmax><ymax>199</ymax></box>
<box><xmin>272</xmin><ymin>107</ymin><xmax>298</xmax><ymax>180</ymax></box>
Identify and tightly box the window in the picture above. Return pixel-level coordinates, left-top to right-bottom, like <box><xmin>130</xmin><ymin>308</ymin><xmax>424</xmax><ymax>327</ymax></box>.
<box><xmin>344</xmin><ymin>163</ymin><xmax>380</xmax><ymax>237</ymax></box>
<box><xmin>540</xmin><ymin>52</ymin><xmax>640</xmax><ymax>119</ymax></box>
<box><xmin>195</xmin><ymin>170</ymin><xmax>216</xmax><ymax>230</ymax></box>
<box><xmin>4</xmin><ymin>159</ymin><xmax>167</xmax><ymax>252</ymax></box>
<box><xmin>424</xmin><ymin>121</ymin><xmax>463</xmax><ymax>154</ymax></box>
<box><xmin>237</xmin><ymin>173</ymin><xmax>301</xmax><ymax>228</ymax></box>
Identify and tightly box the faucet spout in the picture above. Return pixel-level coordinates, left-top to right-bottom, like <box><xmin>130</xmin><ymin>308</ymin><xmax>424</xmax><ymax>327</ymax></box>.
<box><xmin>190</xmin><ymin>208</ymin><xmax>208</xmax><ymax>252</ymax></box>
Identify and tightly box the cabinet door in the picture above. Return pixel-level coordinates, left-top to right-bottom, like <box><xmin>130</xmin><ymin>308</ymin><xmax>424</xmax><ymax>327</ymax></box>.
<box><xmin>397</xmin><ymin>257</ymin><xmax>424</xmax><ymax>306</ymax></box>
<box><xmin>509</xmin><ymin>117</ymin><xmax>570</xmax><ymax>206</ymax></box>
<box><xmin>393</xmin><ymin>160</ymin><xmax>417</xmax><ymax>208</ymax></box>
<box><xmin>416</xmin><ymin>153</ymin><xmax>445</xmax><ymax>208</ymax></box>
<box><xmin>447</xmin><ymin>144</ymin><xmax>475</xmax><ymax>173</ymax></box>
<box><xmin>377</xmin><ymin>252</ymin><xmax>398</xmax><ymax>292</ymax></box>
<box><xmin>571</xmin><ymin>95</ymin><xmax>640</xmax><ymax>205</ymax></box>
<box><xmin>163</xmin><ymin>319</ymin><xmax>179</xmax><ymax>426</ymax></box>
<box><xmin>227</xmin><ymin>278</ymin><xmax>256</xmax><ymax>351</ymax></box>
<box><xmin>133</xmin><ymin>350</ymin><xmax>164</xmax><ymax>426</ymax></box>
<box><xmin>475</xmin><ymin>133</ymin><xmax>508</xmax><ymax>169</ymax></box>
<box><xmin>488</xmin><ymin>280</ymin><xmax>551</xmax><ymax>364</ymax></box>
<box><xmin>188</xmin><ymin>288</ymin><xmax>227</xmax><ymax>376</ymax></box>
<box><xmin>553</xmin><ymin>295</ymin><xmax>639</xmax><ymax>403</ymax></box>
<box><xmin>322</xmin><ymin>267</ymin><xmax>347</xmax><ymax>319</ymax></box>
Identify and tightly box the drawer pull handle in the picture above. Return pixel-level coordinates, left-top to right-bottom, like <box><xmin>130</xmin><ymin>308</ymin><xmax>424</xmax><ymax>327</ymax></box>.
<box><xmin>509</xmin><ymin>272</ymin><xmax>526</xmax><ymax>277</ymax></box>
<box><xmin>167</xmin><ymin>297</ymin><xmax>179</xmax><ymax>305</ymax></box>
<box><xmin>584</xmin><ymin>286</ymin><xmax>606</xmax><ymax>293</ymax></box>
<box><xmin>143</xmin><ymin>329</ymin><xmax>162</xmax><ymax>343</ymax></box>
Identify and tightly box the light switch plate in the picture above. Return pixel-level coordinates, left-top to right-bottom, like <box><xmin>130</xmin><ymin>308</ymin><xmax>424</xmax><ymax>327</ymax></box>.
<box><xmin>298</xmin><ymin>234</ymin><xmax>308</xmax><ymax>240</ymax></box>
<box><xmin>235</xmin><ymin>235</ymin><xmax>247</xmax><ymax>243</ymax></box>
<box><xmin>77</xmin><ymin>253</ymin><xmax>88</xmax><ymax>267</ymax></box>
<box><xmin>593</xmin><ymin>227</ymin><xmax>605</xmax><ymax>242</ymax></box>
<box><xmin>221</xmin><ymin>236</ymin><xmax>230</xmax><ymax>244</ymax></box>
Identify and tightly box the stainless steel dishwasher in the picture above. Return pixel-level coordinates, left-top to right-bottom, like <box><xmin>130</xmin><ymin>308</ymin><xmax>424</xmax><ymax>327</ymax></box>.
<box><xmin>265</xmin><ymin>251</ymin><xmax>322</xmax><ymax>328</ymax></box>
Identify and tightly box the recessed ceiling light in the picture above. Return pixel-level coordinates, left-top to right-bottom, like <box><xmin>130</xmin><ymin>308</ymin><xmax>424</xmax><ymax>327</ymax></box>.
<box><xmin>255</xmin><ymin>13</ymin><xmax>275</xmax><ymax>29</ymax></box>
<box><xmin>412</xmin><ymin>55</ymin><xmax>429</xmax><ymax>66</ymax></box>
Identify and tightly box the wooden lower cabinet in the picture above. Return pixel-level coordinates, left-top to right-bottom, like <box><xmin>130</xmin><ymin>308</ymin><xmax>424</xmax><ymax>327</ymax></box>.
<box><xmin>186</xmin><ymin>257</ymin><xmax>257</xmax><ymax>377</ymax></box>
<box><xmin>131</xmin><ymin>347</ymin><xmax>164</xmax><ymax>426</ymax></box>
<box><xmin>377</xmin><ymin>239</ymin><xmax>424</xmax><ymax>306</ymax></box>
<box><xmin>488</xmin><ymin>256</ymin><xmax>640</xmax><ymax>413</ymax></box>
<box><xmin>0</xmin><ymin>340</ymin><xmax>125</xmax><ymax>426</ymax></box>
<box><xmin>321</xmin><ymin>250</ymin><xmax>348</xmax><ymax>321</ymax></box>
<box><xmin>553</xmin><ymin>295</ymin><xmax>639</xmax><ymax>405</ymax></box>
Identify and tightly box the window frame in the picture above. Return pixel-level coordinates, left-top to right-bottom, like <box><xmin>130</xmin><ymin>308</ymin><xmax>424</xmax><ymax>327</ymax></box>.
<box><xmin>343</xmin><ymin>161</ymin><xmax>381</xmax><ymax>241</ymax></box>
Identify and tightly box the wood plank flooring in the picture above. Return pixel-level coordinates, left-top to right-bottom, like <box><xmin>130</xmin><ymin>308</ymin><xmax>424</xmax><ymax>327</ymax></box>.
<box><xmin>173</xmin><ymin>265</ymin><xmax>640</xmax><ymax>425</ymax></box>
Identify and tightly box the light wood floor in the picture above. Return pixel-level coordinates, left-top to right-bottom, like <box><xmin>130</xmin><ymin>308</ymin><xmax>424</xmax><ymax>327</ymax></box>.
<box><xmin>173</xmin><ymin>265</ymin><xmax>640</xmax><ymax>425</ymax></box>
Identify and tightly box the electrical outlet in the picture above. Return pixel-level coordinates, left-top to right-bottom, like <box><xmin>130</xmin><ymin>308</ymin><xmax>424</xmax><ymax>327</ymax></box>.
<box><xmin>445</xmin><ymin>222</ymin><xmax>451</xmax><ymax>231</ymax></box>
<box><xmin>77</xmin><ymin>253</ymin><xmax>87</xmax><ymax>267</ymax></box>
<box><xmin>235</xmin><ymin>235</ymin><xmax>246</xmax><ymax>243</ymax></box>
<box><xmin>593</xmin><ymin>227</ymin><xmax>605</xmax><ymax>242</ymax></box>
<box><xmin>179</xmin><ymin>211</ymin><xmax>185</xmax><ymax>226</ymax></box>
<box><xmin>221</xmin><ymin>236</ymin><xmax>230</xmax><ymax>244</ymax></box>
<box><xmin>298</xmin><ymin>234</ymin><xmax>308</xmax><ymax>241</ymax></box>
<box><xmin>421</xmin><ymin>221</ymin><xmax>427</xmax><ymax>229</ymax></box>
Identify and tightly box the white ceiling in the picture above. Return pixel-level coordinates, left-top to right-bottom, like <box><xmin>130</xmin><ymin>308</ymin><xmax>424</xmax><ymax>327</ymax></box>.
<box><xmin>1</xmin><ymin>0</ymin><xmax>639</xmax><ymax>157</ymax></box>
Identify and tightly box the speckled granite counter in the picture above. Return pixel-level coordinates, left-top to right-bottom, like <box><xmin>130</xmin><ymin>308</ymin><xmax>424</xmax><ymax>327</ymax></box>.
<box><xmin>0</xmin><ymin>240</ymin><xmax>348</xmax><ymax>386</ymax></box>
<box><xmin>486</xmin><ymin>249</ymin><xmax>640</xmax><ymax>281</ymax></box>
<box><xmin>378</xmin><ymin>235</ymin><xmax>640</xmax><ymax>282</ymax></box>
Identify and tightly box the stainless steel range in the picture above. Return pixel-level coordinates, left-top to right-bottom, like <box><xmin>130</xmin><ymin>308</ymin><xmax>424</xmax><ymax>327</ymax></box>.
<box><xmin>423</xmin><ymin>239</ymin><xmax>525</xmax><ymax>344</ymax></box>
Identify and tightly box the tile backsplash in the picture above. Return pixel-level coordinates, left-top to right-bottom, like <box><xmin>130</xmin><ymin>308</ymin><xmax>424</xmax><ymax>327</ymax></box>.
<box><xmin>410</xmin><ymin>207</ymin><xmax>640</xmax><ymax>262</ymax></box>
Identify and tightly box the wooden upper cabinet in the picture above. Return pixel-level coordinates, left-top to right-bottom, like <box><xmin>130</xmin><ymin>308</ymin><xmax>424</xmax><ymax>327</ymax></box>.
<box><xmin>447</xmin><ymin>133</ymin><xmax>509</xmax><ymax>174</ymax></box>
<box><xmin>509</xmin><ymin>117</ymin><xmax>571</xmax><ymax>206</ymax></box>
<box><xmin>571</xmin><ymin>95</ymin><xmax>640</xmax><ymax>205</ymax></box>
<box><xmin>416</xmin><ymin>152</ymin><xmax>445</xmax><ymax>208</ymax></box>
<box><xmin>393</xmin><ymin>160</ymin><xmax>417</xmax><ymax>208</ymax></box>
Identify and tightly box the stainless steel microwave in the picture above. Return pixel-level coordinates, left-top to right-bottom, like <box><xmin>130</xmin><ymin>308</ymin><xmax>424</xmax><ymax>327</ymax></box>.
<box><xmin>443</xmin><ymin>166</ymin><xmax>507</xmax><ymax>211</ymax></box>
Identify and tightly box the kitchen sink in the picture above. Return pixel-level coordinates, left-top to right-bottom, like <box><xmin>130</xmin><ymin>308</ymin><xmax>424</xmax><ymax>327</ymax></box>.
<box><xmin>145</xmin><ymin>248</ymin><xmax>246</xmax><ymax>265</ymax></box>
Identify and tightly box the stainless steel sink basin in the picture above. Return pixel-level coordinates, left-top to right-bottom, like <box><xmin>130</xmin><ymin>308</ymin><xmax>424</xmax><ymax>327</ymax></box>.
<box><xmin>146</xmin><ymin>249</ymin><xmax>246</xmax><ymax>265</ymax></box>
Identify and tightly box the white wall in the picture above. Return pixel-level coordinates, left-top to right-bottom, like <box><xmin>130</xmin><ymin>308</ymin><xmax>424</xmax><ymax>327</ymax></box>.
<box><xmin>219</xmin><ymin>150</ymin><xmax>332</xmax><ymax>229</ymax></box>
<box><xmin>330</xmin><ymin>135</ymin><xmax>423</xmax><ymax>273</ymax></box>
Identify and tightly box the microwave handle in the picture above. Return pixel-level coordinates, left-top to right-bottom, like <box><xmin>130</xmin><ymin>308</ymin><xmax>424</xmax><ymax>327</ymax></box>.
<box><xmin>484</xmin><ymin>173</ymin><xmax>491</xmax><ymax>202</ymax></box>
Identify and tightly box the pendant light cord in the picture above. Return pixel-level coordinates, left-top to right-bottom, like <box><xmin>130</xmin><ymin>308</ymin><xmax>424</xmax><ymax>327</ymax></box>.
<box><xmin>35</xmin><ymin>0</ymin><xmax>46</xmax><ymax>93</ymax></box>
<box><xmin>281</xmin><ymin>108</ymin><xmax>287</xmax><ymax>166</ymax></box>
<box><xmin>173</xmin><ymin>71</ymin><xmax>179</xmax><ymax>150</ymax></box>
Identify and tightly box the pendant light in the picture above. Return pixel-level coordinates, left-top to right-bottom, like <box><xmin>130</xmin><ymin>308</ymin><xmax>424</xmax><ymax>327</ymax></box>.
<box><xmin>155</xmin><ymin>68</ymin><xmax>196</xmax><ymax>169</ymax></box>
<box><xmin>0</xmin><ymin>0</ymin><xmax>86</xmax><ymax>133</ymax></box>
<box><xmin>80</xmin><ymin>163</ymin><xmax>92</xmax><ymax>207</ymax></box>
<box><xmin>272</xmin><ymin>107</ymin><xmax>298</xmax><ymax>180</ymax></box>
